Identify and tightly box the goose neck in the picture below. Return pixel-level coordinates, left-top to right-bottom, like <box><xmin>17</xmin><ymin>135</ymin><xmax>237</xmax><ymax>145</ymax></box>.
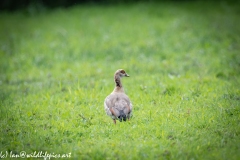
<box><xmin>114</xmin><ymin>75</ymin><xmax>122</xmax><ymax>88</ymax></box>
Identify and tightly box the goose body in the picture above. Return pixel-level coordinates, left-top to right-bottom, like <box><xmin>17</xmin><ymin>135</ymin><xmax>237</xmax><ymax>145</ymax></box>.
<box><xmin>104</xmin><ymin>69</ymin><xmax>132</xmax><ymax>124</ymax></box>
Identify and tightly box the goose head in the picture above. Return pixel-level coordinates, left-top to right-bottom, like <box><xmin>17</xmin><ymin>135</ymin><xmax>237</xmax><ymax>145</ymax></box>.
<box><xmin>115</xmin><ymin>69</ymin><xmax>130</xmax><ymax>78</ymax></box>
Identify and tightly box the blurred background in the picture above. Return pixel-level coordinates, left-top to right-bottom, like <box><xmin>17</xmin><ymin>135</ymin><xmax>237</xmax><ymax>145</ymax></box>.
<box><xmin>1</xmin><ymin>0</ymin><xmax>239</xmax><ymax>11</ymax></box>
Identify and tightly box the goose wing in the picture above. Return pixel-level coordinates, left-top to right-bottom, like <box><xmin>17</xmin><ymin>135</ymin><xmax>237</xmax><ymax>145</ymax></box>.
<box><xmin>104</xmin><ymin>93</ymin><xmax>132</xmax><ymax>120</ymax></box>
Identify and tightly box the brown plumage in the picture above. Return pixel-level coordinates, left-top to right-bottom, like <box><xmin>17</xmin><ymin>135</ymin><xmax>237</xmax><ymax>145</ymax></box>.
<box><xmin>104</xmin><ymin>69</ymin><xmax>133</xmax><ymax>124</ymax></box>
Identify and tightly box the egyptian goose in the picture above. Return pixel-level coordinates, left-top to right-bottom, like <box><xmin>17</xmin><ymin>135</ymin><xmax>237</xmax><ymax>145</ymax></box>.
<box><xmin>104</xmin><ymin>69</ymin><xmax>133</xmax><ymax>124</ymax></box>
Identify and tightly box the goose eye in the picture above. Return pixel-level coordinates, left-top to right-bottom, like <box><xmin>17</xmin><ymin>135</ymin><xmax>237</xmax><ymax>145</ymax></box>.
<box><xmin>120</xmin><ymin>70</ymin><xmax>125</xmax><ymax>74</ymax></box>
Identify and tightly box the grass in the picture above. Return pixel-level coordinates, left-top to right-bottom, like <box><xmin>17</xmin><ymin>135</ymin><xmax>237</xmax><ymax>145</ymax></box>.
<box><xmin>0</xmin><ymin>1</ymin><xmax>240</xmax><ymax>159</ymax></box>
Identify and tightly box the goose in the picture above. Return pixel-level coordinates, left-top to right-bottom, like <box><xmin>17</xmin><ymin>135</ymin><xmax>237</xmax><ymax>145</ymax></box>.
<box><xmin>104</xmin><ymin>69</ymin><xmax>133</xmax><ymax>124</ymax></box>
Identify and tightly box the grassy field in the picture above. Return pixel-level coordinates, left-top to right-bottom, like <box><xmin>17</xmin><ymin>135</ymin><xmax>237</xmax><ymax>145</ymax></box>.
<box><xmin>0</xmin><ymin>1</ymin><xmax>240</xmax><ymax>159</ymax></box>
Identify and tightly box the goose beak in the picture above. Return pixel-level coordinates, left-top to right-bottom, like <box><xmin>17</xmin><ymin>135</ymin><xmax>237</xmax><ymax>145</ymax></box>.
<box><xmin>125</xmin><ymin>73</ymin><xmax>130</xmax><ymax>77</ymax></box>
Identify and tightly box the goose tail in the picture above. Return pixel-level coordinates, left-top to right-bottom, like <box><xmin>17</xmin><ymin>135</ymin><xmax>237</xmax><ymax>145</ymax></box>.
<box><xmin>118</xmin><ymin>110</ymin><xmax>127</xmax><ymax>122</ymax></box>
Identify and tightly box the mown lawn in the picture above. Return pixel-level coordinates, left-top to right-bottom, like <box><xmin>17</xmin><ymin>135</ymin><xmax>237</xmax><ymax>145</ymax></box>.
<box><xmin>0</xmin><ymin>1</ymin><xmax>240</xmax><ymax>159</ymax></box>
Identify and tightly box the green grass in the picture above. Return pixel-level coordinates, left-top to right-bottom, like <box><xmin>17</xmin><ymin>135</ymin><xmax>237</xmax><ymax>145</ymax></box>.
<box><xmin>0</xmin><ymin>1</ymin><xmax>240</xmax><ymax>159</ymax></box>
